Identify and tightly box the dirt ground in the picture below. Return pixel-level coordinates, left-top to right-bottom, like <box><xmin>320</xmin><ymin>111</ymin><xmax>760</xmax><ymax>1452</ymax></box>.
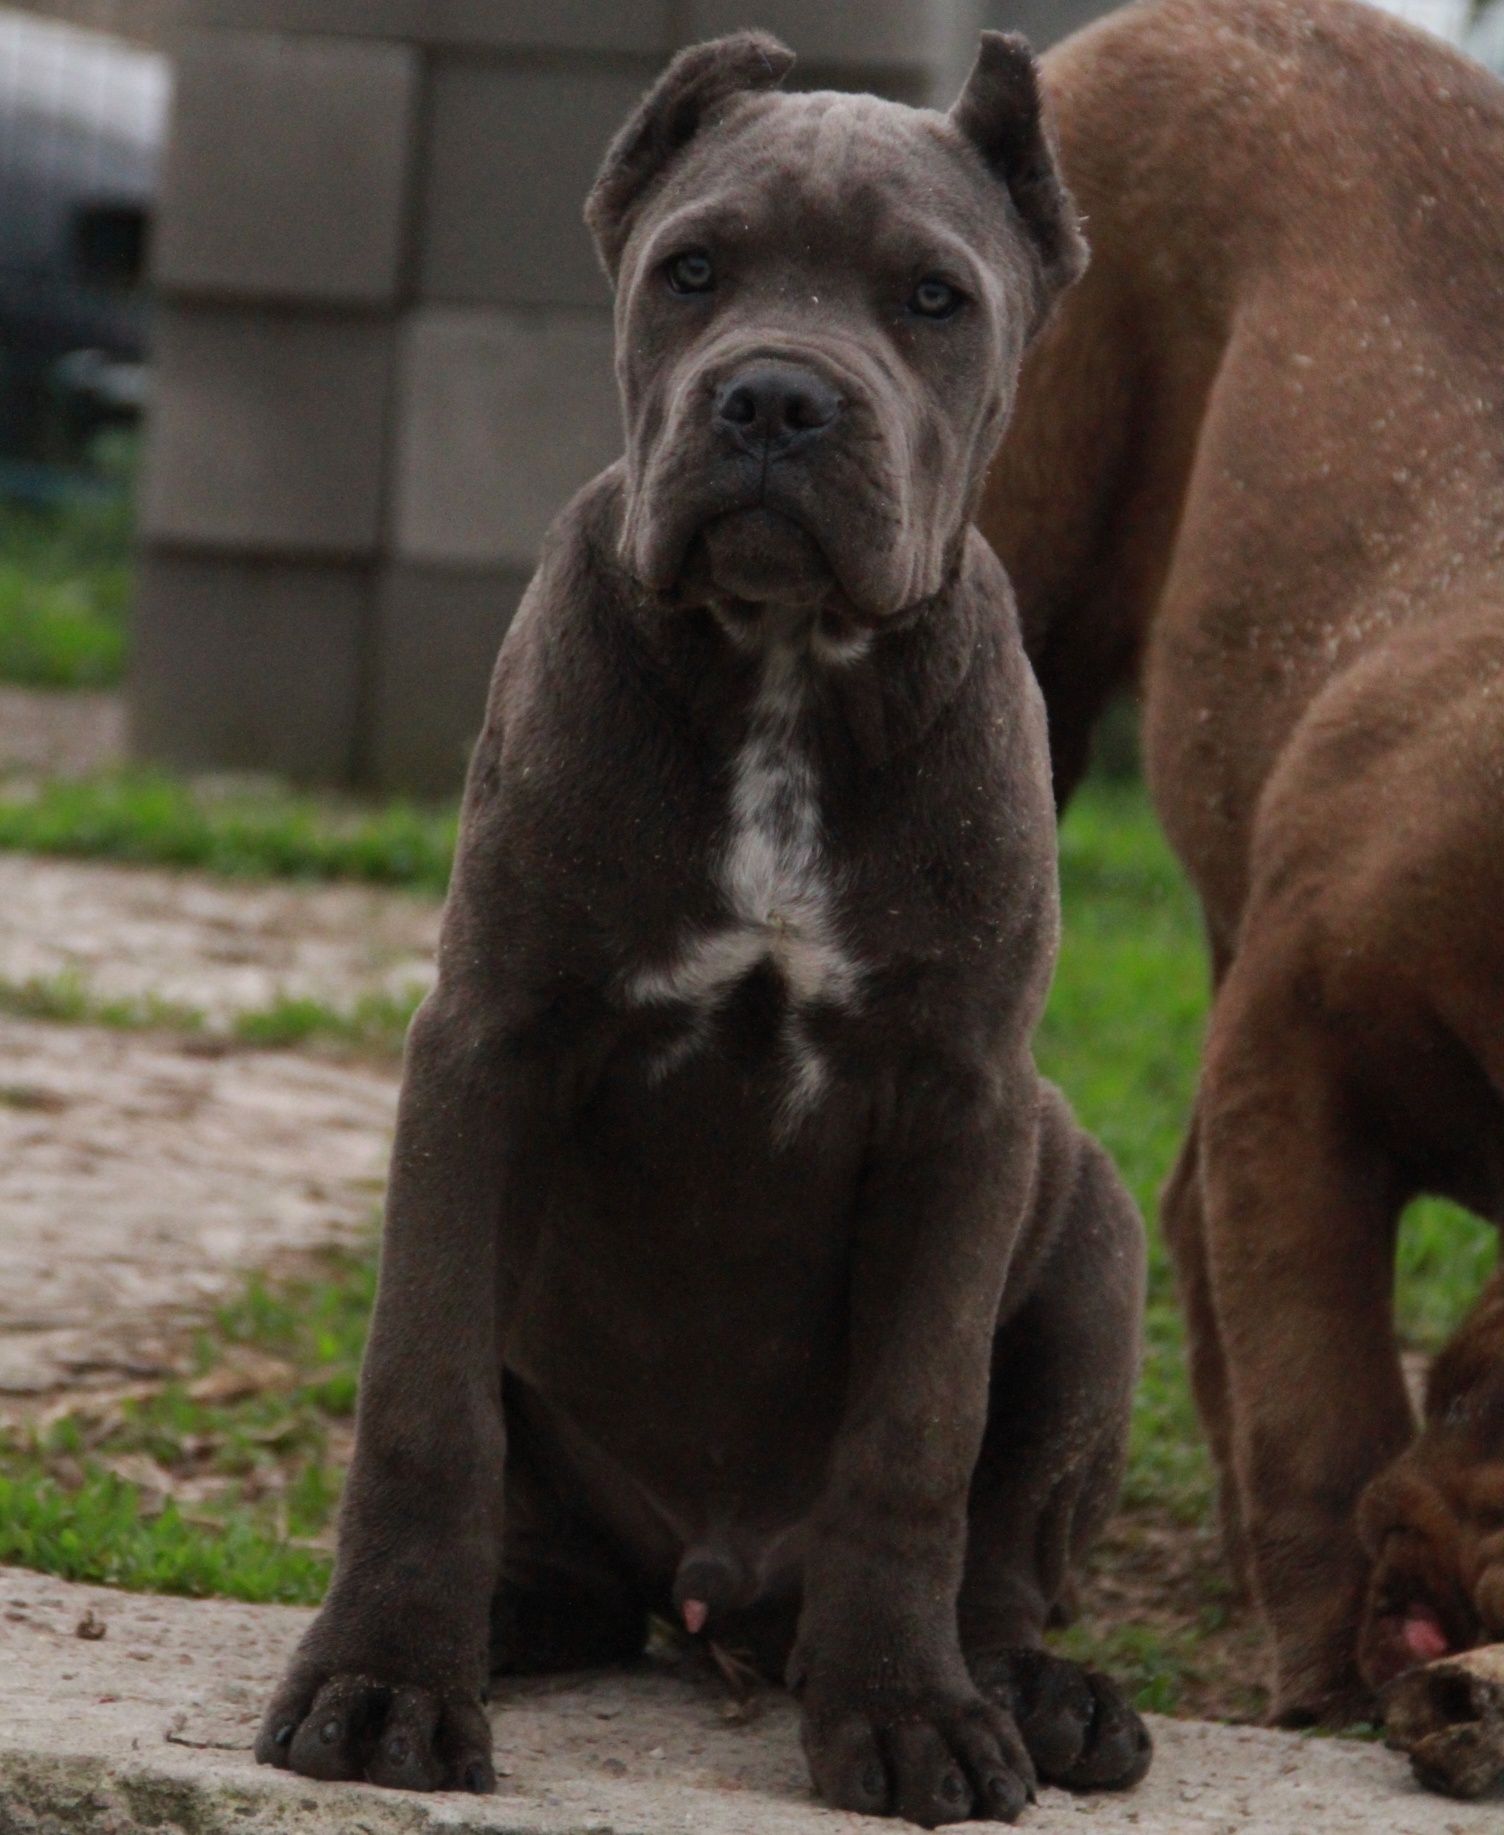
<box><xmin>0</xmin><ymin>851</ymin><xmax>438</xmax><ymax>1020</ymax></box>
<box><xmin>0</xmin><ymin>684</ymin><xmax>123</xmax><ymax>779</ymax></box>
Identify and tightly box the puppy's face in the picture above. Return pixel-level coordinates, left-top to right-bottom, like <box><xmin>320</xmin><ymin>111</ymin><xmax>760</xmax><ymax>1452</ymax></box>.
<box><xmin>587</xmin><ymin>33</ymin><xmax>1085</xmax><ymax>624</ymax></box>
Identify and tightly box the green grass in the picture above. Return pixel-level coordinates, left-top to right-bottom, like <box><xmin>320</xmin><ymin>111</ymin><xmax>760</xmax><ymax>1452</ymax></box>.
<box><xmin>1040</xmin><ymin>781</ymin><xmax>1217</xmax><ymax>1523</ymax></box>
<box><xmin>0</xmin><ymin>771</ymin><xmax>457</xmax><ymax>893</ymax></box>
<box><xmin>0</xmin><ymin>1253</ymin><xmax>376</xmax><ymax>1603</ymax></box>
<box><xmin>0</xmin><ymin>775</ymin><xmax>1496</xmax><ymax>1717</ymax></box>
<box><xmin>0</xmin><ymin>968</ymin><xmax>424</xmax><ymax>1060</ymax></box>
<box><xmin>0</xmin><ymin>488</ymin><xmax>133</xmax><ymax>690</ymax></box>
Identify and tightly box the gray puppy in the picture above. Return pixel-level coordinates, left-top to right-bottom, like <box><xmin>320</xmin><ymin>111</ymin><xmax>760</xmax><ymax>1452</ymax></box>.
<box><xmin>257</xmin><ymin>32</ymin><xmax>1150</xmax><ymax>1828</ymax></box>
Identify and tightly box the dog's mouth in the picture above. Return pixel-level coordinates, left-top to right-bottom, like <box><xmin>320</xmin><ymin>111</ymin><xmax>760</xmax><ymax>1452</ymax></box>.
<box><xmin>693</xmin><ymin>503</ymin><xmax>834</xmax><ymax>608</ymax></box>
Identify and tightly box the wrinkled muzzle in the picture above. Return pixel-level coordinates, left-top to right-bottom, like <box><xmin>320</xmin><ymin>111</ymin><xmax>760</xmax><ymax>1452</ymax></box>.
<box><xmin>618</xmin><ymin>335</ymin><xmax>964</xmax><ymax>621</ymax></box>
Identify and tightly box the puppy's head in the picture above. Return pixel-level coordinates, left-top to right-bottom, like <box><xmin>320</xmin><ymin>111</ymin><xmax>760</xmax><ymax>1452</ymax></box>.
<box><xmin>586</xmin><ymin>31</ymin><xmax>1086</xmax><ymax>623</ymax></box>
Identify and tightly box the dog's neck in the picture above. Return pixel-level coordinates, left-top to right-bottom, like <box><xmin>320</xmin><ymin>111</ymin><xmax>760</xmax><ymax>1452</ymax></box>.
<box><xmin>585</xmin><ymin>474</ymin><xmax>991</xmax><ymax>772</ymax></box>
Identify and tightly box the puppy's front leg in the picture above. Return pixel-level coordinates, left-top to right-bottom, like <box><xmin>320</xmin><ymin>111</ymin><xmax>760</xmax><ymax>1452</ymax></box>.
<box><xmin>793</xmin><ymin>1062</ymin><xmax>1041</xmax><ymax>1828</ymax></box>
<box><xmin>256</xmin><ymin>988</ymin><xmax>515</xmax><ymax>1793</ymax></box>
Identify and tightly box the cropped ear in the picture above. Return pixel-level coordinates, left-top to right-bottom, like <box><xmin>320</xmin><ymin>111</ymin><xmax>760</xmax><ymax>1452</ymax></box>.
<box><xmin>950</xmin><ymin>32</ymin><xmax>1087</xmax><ymax>319</ymax></box>
<box><xmin>586</xmin><ymin>31</ymin><xmax>795</xmax><ymax>281</ymax></box>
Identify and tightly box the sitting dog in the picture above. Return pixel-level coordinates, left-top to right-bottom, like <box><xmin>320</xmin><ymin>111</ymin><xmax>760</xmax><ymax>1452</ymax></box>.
<box><xmin>254</xmin><ymin>30</ymin><xmax>1151</xmax><ymax>1826</ymax></box>
<box><xmin>981</xmin><ymin>0</ymin><xmax>1504</xmax><ymax>1727</ymax></box>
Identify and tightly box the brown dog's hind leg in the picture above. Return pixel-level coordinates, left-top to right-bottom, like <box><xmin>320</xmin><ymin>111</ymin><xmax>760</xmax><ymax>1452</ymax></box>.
<box><xmin>960</xmin><ymin>1090</ymin><xmax>1152</xmax><ymax>1793</ymax></box>
<box><xmin>1357</xmin><ymin>1267</ymin><xmax>1504</xmax><ymax>1691</ymax></box>
<box><xmin>1160</xmin><ymin>1109</ymin><xmax>1252</xmax><ymax>1596</ymax></box>
<box><xmin>1198</xmin><ymin>959</ymin><xmax>1414</xmax><ymax>1728</ymax></box>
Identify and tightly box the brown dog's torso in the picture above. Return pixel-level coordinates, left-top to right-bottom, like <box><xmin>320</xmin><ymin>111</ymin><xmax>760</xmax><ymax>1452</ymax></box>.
<box><xmin>986</xmin><ymin>0</ymin><xmax>1504</xmax><ymax>1188</ymax></box>
<box><xmin>981</xmin><ymin>0</ymin><xmax>1504</xmax><ymax>1719</ymax></box>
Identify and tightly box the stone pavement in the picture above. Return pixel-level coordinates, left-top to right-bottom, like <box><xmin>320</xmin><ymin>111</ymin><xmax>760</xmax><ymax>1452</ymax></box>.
<box><xmin>0</xmin><ymin>1567</ymin><xmax>1495</xmax><ymax>1835</ymax></box>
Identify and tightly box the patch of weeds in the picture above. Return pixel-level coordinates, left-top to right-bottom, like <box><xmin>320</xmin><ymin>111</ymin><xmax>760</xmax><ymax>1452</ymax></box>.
<box><xmin>1052</xmin><ymin>1617</ymin><xmax>1206</xmax><ymax>1717</ymax></box>
<box><xmin>230</xmin><ymin>988</ymin><xmax>423</xmax><ymax>1057</ymax></box>
<box><xmin>0</xmin><ymin>771</ymin><xmax>457</xmax><ymax>893</ymax></box>
<box><xmin>0</xmin><ymin>968</ymin><xmax>424</xmax><ymax>1060</ymax></box>
<box><xmin>1397</xmin><ymin>1195</ymin><xmax>1499</xmax><ymax>1350</ymax></box>
<box><xmin>0</xmin><ymin>967</ymin><xmax>204</xmax><ymax>1033</ymax></box>
<box><xmin>0</xmin><ymin>490</ymin><xmax>132</xmax><ymax>690</ymax></box>
<box><xmin>0</xmin><ymin>1467</ymin><xmax>329</xmax><ymax>1602</ymax></box>
<box><xmin>0</xmin><ymin>1250</ymin><xmax>376</xmax><ymax>1604</ymax></box>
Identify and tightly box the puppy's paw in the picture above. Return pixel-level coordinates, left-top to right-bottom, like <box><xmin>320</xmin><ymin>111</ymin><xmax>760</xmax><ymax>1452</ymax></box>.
<box><xmin>1357</xmin><ymin>1437</ymin><xmax>1504</xmax><ymax>1691</ymax></box>
<box><xmin>256</xmin><ymin>1668</ymin><xmax>494</xmax><ymax>1793</ymax></box>
<box><xmin>972</xmin><ymin>1648</ymin><xmax>1151</xmax><ymax>1791</ymax></box>
<box><xmin>800</xmin><ymin>1680</ymin><xmax>1035</xmax><ymax>1826</ymax></box>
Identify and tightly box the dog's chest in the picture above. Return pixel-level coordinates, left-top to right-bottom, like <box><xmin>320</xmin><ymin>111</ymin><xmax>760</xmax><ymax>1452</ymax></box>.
<box><xmin>624</xmin><ymin>638</ymin><xmax>862</xmax><ymax>1128</ymax></box>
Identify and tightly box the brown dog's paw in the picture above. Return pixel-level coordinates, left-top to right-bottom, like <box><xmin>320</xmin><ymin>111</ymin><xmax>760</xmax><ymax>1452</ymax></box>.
<box><xmin>800</xmin><ymin>1682</ymin><xmax>1036</xmax><ymax>1827</ymax></box>
<box><xmin>1357</xmin><ymin>1438</ymin><xmax>1504</xmax><ymax>1692</ymax></box>
<box><xmin>972</xmin><ymin>1649</ymin><xmax>1152</xmax><ymax>1791</ymax></box>
<box><xmin>256</xmin><ymin>1668</ymin><xmax>495</xmax><ymax>1793</ymax></box>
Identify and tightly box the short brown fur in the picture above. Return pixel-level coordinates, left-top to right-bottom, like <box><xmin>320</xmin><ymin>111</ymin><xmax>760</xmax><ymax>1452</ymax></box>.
<box><xmin>981</xmin><ymin>0</ymin><xmax>1504</xmax><ymax>1725</ymax></box>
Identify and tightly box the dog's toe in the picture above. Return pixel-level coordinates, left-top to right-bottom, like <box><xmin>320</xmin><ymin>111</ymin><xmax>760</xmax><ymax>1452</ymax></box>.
<box><xmin>973</xmin><ymin>1648</ymin><xmax>1152</xmax><ymax>1792</ymax></box>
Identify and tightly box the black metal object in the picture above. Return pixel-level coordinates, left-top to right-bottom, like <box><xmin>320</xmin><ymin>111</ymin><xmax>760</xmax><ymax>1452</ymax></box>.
<box><xmin>0</xmin><ymin>6</ymin><xmax>164</xmax><ymax>498</ymax></box>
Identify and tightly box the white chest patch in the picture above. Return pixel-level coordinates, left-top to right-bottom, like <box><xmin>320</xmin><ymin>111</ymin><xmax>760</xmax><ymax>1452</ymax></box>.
<box><xmin>626</xmin><ymin>634</ymin><xmax>865</xmax><ymax>1131</ymax></box>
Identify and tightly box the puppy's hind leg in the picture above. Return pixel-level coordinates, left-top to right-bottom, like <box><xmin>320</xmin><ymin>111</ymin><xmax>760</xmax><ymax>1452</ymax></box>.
<box><xmin>960</xmin><ymin>1086</ymin><xmax>1152</xmax><ymax>1793</ymax></box>
<box><xmin>489</xmin><ymin>1382</ymin><xmax>649</xmax><ymax>1679</ymax></box>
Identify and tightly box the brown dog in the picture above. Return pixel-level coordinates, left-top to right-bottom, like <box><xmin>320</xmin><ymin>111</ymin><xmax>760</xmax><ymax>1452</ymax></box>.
<box><xmin>255</xmin><ymin>31</ymin><xmax>1151</xmax><ymax>1825</ymax></box>
<box><xmin>982</xmin><ymin>0</ymin><xmax>1504</xmax><ymax>1728</ymax></box>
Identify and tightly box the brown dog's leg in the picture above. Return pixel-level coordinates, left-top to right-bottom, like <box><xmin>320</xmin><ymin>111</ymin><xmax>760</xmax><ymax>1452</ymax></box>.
<box><xmin>1160</xmin><ymin>1109</ymin><xmax>1251</xmax><ymax>1594</ymax></box>
<box><xmin>1198</xmin><ymin>961</ymin><xmax>1413</xmax><ymax>1727</ymax></box>
<box><xmin>1358</xmin><ymin>1268</ymin><xmax>1504</xmax><ymax>1690</ymax></box>
<box><xmin>960</xmin><ymin>1089</ymin><xmax>1152</xmax><ymax>1792</ymax></box>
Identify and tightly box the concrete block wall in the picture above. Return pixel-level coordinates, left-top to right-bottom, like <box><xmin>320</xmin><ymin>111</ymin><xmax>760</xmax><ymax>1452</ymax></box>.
<box><xmin>131</xmin><ymin>0</ymin><xmax>1001</xmax><ymax>793</ymax></box>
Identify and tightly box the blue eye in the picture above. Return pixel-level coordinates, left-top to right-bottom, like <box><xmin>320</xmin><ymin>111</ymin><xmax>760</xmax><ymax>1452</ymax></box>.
<box><xmin>666</xmin><ymin>250</ymin><xmax>715</xmax><ymax>295</ymax></box>
<box><xmin>910</xmin><ymin>276</ymin><xmax>964</xmax><ymax>319</ymax></box>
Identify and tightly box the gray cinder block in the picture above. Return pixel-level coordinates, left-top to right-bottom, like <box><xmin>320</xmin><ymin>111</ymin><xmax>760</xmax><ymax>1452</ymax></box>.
<box><xmin>188</xmin><ymin>0</ymin><xmax>421</xmax><ymax>33</ymax></box>
<box><xmin>420</xmin><ymin>61</ymin><xmax>648</xmax><ymax>310</ymax></box>
<box><xmin>155</xmin><ymin>32</ymin><xmax>418</xmax><ymax>306</ymax></box>
<box><xmin>685</xmin><ymin>0</ymin><xmax>954</xmax><ymax>71</ymax></box>
<box><xmin>366</xmin><ymin>564</ymin><xmax>528</xmax><ymax>794</ymax></box>
<box><xmin>143</xmin><ymin>309</ymin><xmax>395</xmax><ymax>557</ymax></box>
<box><xmin>130</xmin><ymin>553</ymin><xmax>368</xmax><ymax>783</ymax></box>
<box><xmin>978</xmin><ymin>1</ymin><xmax>1112</xmax><ymax>49</ymax></box>
<box><xmin>392</xmin><ymin>307</ymin><xmax>620</xmax><ymax>571</ymax></box>
<box><xmin>186</xmin><ymin>0</ymin><xmax>671</xmax><ymax>54</ymax></box>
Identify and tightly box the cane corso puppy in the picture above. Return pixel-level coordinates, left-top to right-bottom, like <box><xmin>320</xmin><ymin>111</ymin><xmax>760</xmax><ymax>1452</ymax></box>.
<box><xmin>982</xmin><ymin>0</ymin><xmax>1504</xmax><ymax>1729</ymax></box>
<box><xmin>255</xmin><ymin>29</ymin><xmax>1150</xmax><ymax>1826</ymax></box>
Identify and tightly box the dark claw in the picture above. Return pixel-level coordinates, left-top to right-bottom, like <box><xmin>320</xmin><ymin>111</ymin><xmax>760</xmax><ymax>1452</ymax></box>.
<box><xmin>941</xmin><ymin>1770</ymin><xmax>967</xmax><ymax>1804</ymax></box>
<box><xmin>464</xmin><ymin>1760</ymin><xmax>490</xmax><ymax>1793</ymax></box>
<box><xmin>319</xmin><ymin>1718</ymin><xmax>341</xmax><ymax>1745</ymax></box>
<box><xmin>273</xmin><ymin>1723</ymin><xmax>294</xmax><ymax>1749</ymax></box>
<box><xmin>386</xmin><ymin>1735</ymin><xmax>410</xmax><ymax>1765</ymax></box>
<box><xmin>861</xmin><ymin>1762</ymin><xmax>885</xmax><ymax>1797</ymax></box>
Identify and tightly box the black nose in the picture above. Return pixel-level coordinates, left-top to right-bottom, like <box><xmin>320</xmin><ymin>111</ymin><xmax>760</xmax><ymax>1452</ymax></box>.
<box><xmin>713</xmin><ymin>361</ymin><xmax>842</xmax><ymax>456</ymax></box>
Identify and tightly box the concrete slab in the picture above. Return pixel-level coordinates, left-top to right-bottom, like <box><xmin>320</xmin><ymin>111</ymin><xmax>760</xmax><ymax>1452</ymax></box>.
<box><xmin>0</xmin><ymin>1566</ymin><xmax>1494</xmax><ymax>1835</ymax></box>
